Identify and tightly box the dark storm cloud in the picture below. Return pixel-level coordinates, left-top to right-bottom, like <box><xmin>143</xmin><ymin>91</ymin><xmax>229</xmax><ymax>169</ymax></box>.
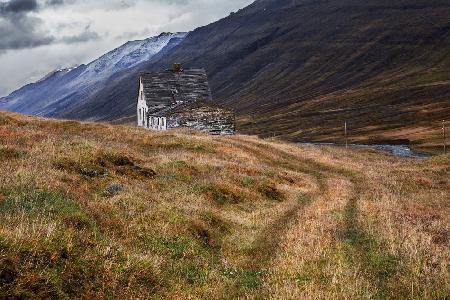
<box><xmin>0</xmin><ymin>0</ymin><xmax>38</xmax><ymax>14</ymax></box>
<box><xmin>0</xmin><ymin>0</ymin><xmax>102</xmax><ymax>51</ymax></box>
<box><xmin>0</xmin><ymin>17</ymin><xmax>54</xmax><ymax>50</ymax></box>
<box><xmin>0</xmin><ymin>0</ymin><xmax>54</xmax><ymax>51</ymax></box>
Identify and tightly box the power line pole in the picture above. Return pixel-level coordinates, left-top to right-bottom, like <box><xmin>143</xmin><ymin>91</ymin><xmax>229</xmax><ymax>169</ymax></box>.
<box><xmin>443</xmin><ymin>120</ymin><xmax>446</xmax><ymax>154</ymax></box>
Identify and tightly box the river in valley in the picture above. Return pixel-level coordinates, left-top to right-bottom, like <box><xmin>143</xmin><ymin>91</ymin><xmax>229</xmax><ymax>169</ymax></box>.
<box><xmin>300</xmin><ymin>143</ymin><xmax>431</xmax><ymax>159</ymax></box>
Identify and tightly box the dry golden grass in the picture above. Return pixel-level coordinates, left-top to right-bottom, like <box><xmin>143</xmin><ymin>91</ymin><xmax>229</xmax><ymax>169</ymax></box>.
<box><xmin>0</xmin><ymin>112</ymin><xmax>448</xmax><ymax>299</ymax></box>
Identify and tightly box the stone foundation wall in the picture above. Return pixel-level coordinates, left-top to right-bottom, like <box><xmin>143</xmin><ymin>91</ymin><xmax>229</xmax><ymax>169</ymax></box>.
<box><xmin>167</xmin><ymin>106</ymin><xmax>235</xmax><ymax>135</ymax></box>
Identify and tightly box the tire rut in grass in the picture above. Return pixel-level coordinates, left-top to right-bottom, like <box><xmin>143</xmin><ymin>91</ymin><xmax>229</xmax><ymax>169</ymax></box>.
<box><xmin>240</xmin><ymin>140</ymin><xmax>403</xmax><ymax>297</ymax></box>
<box><xmin>245</xmin><ymin>192</ymin><xmax>314</xmax><ymax>269</ymax></box>
<box><xmin>267</xmin><ymin>143</ymin><xmax>405</xmax><ymax>297</ymax></box>
<box><xmin>340</xmin><ymin>175</ymin><xmax>403</xmax><ymax>298</ymax></box>
<box><xmin>225</xmin><ymin>139</ymin><xmax>337</xmax><ymax>292</ymax></box>
<box><xmin>227</xmin><ymin>139</ymin><xmax>328</xmax><ymax>190</ymax></box>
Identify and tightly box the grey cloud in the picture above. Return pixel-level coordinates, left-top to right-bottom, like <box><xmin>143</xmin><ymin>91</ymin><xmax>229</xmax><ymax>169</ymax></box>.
<box><xmin>0</xmin><ymin>0</ymin><xmax>102</xmax><ymax>51</ymax></box>
<box><xmin>42</xmin><ymin>0</ymin><xmax>137</xmax><ymax>11</ymax></box>
<box><xmin>0</xmin><ymin>0</ymin><xmax>38</xmax><ymax>14</ymax></box>
<box><xmin>46</xmin><ymin>0</ymin><xmax>65</xmax><ymax>6</ymax></box>
<box><xmin>0</xmin><ymin>18</ymin><xmax>54</xmax><ymax>50</ymax></box>
<box><xmin>0</xmin><ymin>1</ymin><xmax>54</xmax><ymax>51</ymax></box>
<box><xmin>60</xmin><ymin>26</ymin><xmax>101</xmax><ymax>44</ymax></box>
<box><xmin>115</xmin><ymin>27</ymin><xmax>152</xmax><ymax>40</ymax></box>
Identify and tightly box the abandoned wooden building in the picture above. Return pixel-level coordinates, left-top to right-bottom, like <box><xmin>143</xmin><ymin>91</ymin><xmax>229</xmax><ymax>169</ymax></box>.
<box><xmin>137</xmin><ymin>65</ymin><xmax>235</xmax><ymax>135</ymax></box>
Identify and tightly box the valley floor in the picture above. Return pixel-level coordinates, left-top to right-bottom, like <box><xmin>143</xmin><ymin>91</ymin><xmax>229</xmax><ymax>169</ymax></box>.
<box><xmin>0</xmin><ymin>112</ymin><xmax>449</xmax><ymax>299</ymax></box>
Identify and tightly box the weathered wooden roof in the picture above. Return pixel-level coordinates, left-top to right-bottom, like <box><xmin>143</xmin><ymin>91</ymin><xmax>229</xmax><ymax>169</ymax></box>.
<box><xmin>140</xmin><ymin>69</ymin><xmax>212</xmax><ymax>114</ymax></box>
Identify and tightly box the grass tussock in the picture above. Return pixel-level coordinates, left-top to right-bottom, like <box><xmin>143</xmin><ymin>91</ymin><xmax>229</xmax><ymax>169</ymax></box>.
<box><xmin>0</xmin><ymin>146</ymin><xmax>27</xmax><ymax>161</ymax></box>
<box><xmin>54</xmin><ymin>150</ymin><xmax>156</xmax><ymax>179</ymax></box>
<box><xmin>0</xmin><ymin>112</ymin><xmax>449</xmax><ymax>299</ymax></box>
<box><xmin>257</xmin><ymin>181</ymin><xmax>285</xmax><ymax>202</ymax></box>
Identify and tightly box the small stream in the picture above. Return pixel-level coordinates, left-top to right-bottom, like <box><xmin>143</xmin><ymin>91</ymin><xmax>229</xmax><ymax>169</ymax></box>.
<box><xmin>300</xmin><ymin>143</ymin><xmax>430</xmax><ymax>159</ymax></box>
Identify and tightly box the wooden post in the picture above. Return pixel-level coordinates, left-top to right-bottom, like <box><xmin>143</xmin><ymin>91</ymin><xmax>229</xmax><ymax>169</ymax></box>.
<box><xmin>345</xmin><ymin>121</ymin><xmax>348</xmax><ymax>149</ymax></box>
<box><xmin>443</xmin><ymin>120</ymin><xmax>446</xmax><ymax>154</ymax></box>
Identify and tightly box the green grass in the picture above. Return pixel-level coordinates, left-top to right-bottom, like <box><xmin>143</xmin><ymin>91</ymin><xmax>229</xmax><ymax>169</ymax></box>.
<box><xmin>340</xmin><ymin>196</ymin><xmax>404</xmax><ymax>298</ymax></box>
<box><xmin>296</xmin><ymin>258</ymin><xmax>331</xmax><ymax>286</ymax></box>
<box><xmin>0</xmin><ymin>187</ymin><xmax>163</xmax><ymax>299</ymax></box>
<box><xmin>1</xmin><ymin>188</ymin><xmax>94</xmax><ymax>228</ymax></box>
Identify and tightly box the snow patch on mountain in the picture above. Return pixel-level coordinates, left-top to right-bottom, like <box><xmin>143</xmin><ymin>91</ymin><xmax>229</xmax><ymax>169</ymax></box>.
<box><xmin>0</xmin><ymin>32</ymin><xmax>187</xmax><ymax>115</ymax></box>
<box><xmin>73</xmin><ymin>32</ymin><xmax>187</xmax><ymax>86</ymax></box>
<box><xmin>36</xmin><ymin>67</ymin><xmax>78</xmax><ymax>84</ymax></box>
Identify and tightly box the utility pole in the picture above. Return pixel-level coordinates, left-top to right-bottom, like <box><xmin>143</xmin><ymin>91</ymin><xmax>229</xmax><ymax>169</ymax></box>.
<box><xmin>345</xmin><ymin>121</ymin><xmax>348</xmax><ymax>149</ymax></box>
<box><xmin>443</xmin><ymin>120</ymin><xmax>446</xmax><ymax>154</ymax></box>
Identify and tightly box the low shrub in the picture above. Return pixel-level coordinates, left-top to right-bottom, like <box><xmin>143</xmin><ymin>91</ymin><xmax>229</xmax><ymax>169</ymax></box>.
<box><xmin>0</xmin><ymin>147</ymin><xmax>27</xmax><ymax>161</ymax></box>
<box><xmin>205</xmin><ymin>185</ymin><xmax>242</xmax><ymax>205</ymax></box>
<box><xmin>54</xmin><ymin>151</ymin><xmax>156</xmax><ymax>179</ymax></box>
<box><xmin>0</xmin><ymin>115</ymin><xmax>13</xmax><ymax>126</ymax></box>
<box><xmin>258</xmin><ymin>182</ymin><xmax>285</xmax><ymax>202</ymax></box>
<box><xmin>54</xmin><ymin>157</ymin><xmax>109</xmax><ymax>178</ymax></box>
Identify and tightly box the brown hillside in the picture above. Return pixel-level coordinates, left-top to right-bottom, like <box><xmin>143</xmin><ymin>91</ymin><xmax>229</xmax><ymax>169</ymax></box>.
<box><xmin>0</xmin><ymin>112</ymin><xmax>449</xmax><ymax>298</ymax></box>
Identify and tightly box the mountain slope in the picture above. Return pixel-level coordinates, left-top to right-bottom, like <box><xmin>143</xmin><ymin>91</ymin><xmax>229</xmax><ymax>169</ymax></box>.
<box><xmin>60</xmin><ymin>0</ymin><xmax>450</xmax><ymax>149</ymax></box>
<box><xmin>0</xmin><ymin>32</ymin><xmax>187</xmax><ymax>117</ymax></box>
<box><xmin>0</xmin><ymin>67</ymin><xmax>84</xmax><ymax>113</ymax></box>
<box><xmin>0</xmin><ymin>111</ymin><xmax>449</xmax><ymax>298</ymax></box>
<box><xmin>55</xmin><ymin>34</ymin><xmax>188</xmax><ymax>122</ymax></box>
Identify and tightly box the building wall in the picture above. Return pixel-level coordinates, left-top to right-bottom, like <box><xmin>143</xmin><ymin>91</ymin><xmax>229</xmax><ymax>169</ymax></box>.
<box><xmin>167</xmin><ymin>106</ymin><xmax>235</xmax><ymax>135</ymax></box>
<box><xmin>148</xmin><ymin>116</ymin><xmax>167</xmax><ymax>131</ymax></box>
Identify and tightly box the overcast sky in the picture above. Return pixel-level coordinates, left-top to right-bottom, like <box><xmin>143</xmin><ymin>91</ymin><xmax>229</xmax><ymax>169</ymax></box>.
<box><xmin>0</xmin><ymin>0</ymin><xmax>253</xmax><ymax>96</ymax></box>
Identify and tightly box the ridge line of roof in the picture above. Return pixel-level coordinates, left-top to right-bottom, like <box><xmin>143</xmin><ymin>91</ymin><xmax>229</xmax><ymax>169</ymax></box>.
<box><xmin>139</xmin><ymin>68</ymin><xmax>206</xmax><ymax>75</ymax></box>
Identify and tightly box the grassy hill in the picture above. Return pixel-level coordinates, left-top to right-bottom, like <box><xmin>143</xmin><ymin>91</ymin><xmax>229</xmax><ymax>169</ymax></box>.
<box><xmin>0</xmin><ymin>112</ymin><xmax>449</xmax><ymax>299</ymax></box>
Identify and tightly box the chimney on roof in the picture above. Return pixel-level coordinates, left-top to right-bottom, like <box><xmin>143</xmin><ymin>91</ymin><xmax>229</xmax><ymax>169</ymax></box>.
<box><xmin>172</xmin><ymin>63</ymin><xmax>183</xmax><ymax>73</ymax></box>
